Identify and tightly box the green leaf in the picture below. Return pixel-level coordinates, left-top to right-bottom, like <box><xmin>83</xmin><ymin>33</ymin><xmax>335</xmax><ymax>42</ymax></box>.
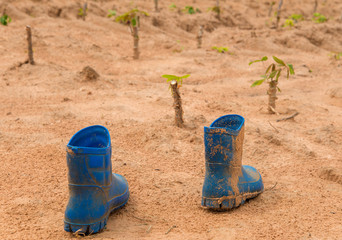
<box><xmin>265</xmin><ymin>64</ymin><xmax>273</xmax><ymax>74</ymax></box>
<box><xmin>275</xmin><ymin>69</ymin><xmax>281</xmax><ymax>81</ymax></box>
<box><xmin>268</xmin><ymin>70</ymin><xmax>278</xmax><ymax>79</ymax></box>
<box><xmin>272</xmin><ymin>56</ymin><xmax>286</xmax><ymax>66</ymax></box>
<box><xmin>249</xmin><ymin>56</ymin><xmax>268</xmax><ymax>66</ymax></box>
<box><xmin>251</xmin><ymin>79</ymin><xmax>265</xmax><ymax>87</ymax></box>
<box><xmin>288</xmin><ymin>64</ymin><xmax>295</xmax><ymax>75</ymax></box>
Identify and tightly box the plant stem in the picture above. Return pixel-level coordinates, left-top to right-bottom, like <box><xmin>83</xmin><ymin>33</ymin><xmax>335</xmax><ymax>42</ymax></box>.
<box><xmin>132</xmin><ymin>26</ymin><xmax>139</xmax><ymax>59</ymax></box>
<box><xmin>313</xmin><ymin>0</ymin><xmax>318</xmax><ymax>14</ymax></box>
<box><xmin>268</xmin><ymin>80</ymin><xmax>278</xmax><ymax>114</ymax></box>
<box><xmin>268</xmin><ymin>2</ymin><xmax>274</xmax><ymax>17</ymax></box>
<box><xmin>276</xmin><ymin>0</ymin><xmax>283</xmax><ymax>29</ymax></box>
<box><xmin>197</xmin><ymin>25</ymin><xmax>203</xmax><ymax>49</ymax></box>
<box><xmin>26</xmin><ymin>25</ymin><xmax>34</xmax><ymax>65</ymax></box>
<box><xmin>216</xmin><ymin>0</ymin><xmax>220</xmax><ymax>20</ymax></box>
<box><xmin>154</xmin><ymin>0</ymin><xmax>158</xmax><ymax>12</ymax></box>
<box><xmin>170</xmin><ymin>80</ymin><xmax>184</xmax><ymax>127</ymax></box>
<box><xmin>82</xmin><ymin>2</ymin><xmax>87</xmax><ymax>21</ymax></box>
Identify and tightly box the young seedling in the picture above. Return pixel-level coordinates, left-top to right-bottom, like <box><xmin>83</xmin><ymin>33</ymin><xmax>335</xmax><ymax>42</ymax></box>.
<box><xmin>78</xmin><ymin>2</ymin><xmax>88</xmax><ymax>21</ymax></box>
<box><xmin>0</xmin><ymin>13</ymin><xmax>11</xmax><ymax>26</ymax></box>
<box><xmin>26</xmin><ymin>26</ymin><xmax>34</xmax><ymax>65</ymax></box>
<box><xmin>329</xmin><ymin>52</ymin><xmax>342</xmax><ymax>60</ymax></box>
<box><xmin>183</xmin><ymin>6</ymin><xmax>200</xmax><ymax>15</ymax></box>
<box><xmin>312</xmin><ymin>12</ymin><xmax>328</xmax><ymax>23</ymax></box>
<box><xmin>116</xmin><ymin>9</ymin><xmax>149</xmax><ymax>59</ymax></box>
<box><xmin>169</xmin><ymin>3</ymin><xmax>177</xmax><ymax>11</ymax></box>
<box><xmin>208</xmin><ymin>0</ymin><xmax>220</xmax><ymax>20</ymax></box>
<box><xmin>162</xmin><ymin>74</ymin><xmax>190</xmax><ymax>127</ymax></box>
<box><xmin>212</xmin><ymin>46</ymin><xmax>229</xmax><ymax>53</ymax></box>
<box><xmin>249</xmin><ymin>56</ymin><xmax>295</xmax><ymax>114</ymax></box>
<box><xmin>197</xmin><ymin>25</ymin><xmax>203</xmax><ymax>49</ymax></box>
<box><xmin>107</xmin><ymin>10</ymin><xmax>116</xmax><ymax>19</ymax></box>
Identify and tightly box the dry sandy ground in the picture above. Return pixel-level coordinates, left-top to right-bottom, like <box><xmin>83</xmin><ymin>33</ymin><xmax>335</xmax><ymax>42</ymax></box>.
<box><xmin>0</xmin><ymin>0</ymin><xmax>342</xmax><ymax>239</ymax></box>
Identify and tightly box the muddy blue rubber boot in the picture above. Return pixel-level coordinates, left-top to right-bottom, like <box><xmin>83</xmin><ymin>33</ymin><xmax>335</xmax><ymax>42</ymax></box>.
<box><xmin>64</xmin><ymin>125</ymin><xmax>129</xmax><ymax>234</ymax></box>
<box><xmin>202</xmin><ymin>115</ymin><xmax>264</xmax><ymax>210</ymax></box>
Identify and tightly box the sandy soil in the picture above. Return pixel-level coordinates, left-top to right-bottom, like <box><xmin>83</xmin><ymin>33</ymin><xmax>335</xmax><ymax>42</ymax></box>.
<box><xmin>1</xmin><ymin>0</ymin><xmax>342</xmax><ymax>239</ymax></box>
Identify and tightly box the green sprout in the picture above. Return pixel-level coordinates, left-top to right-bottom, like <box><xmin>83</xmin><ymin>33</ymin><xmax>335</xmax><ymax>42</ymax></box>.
<box><xmin>183</xmin><ymin>6</ymin><xmax>200</xmax><ymax>15</ymax></box>
<box><xmin>290</xmin><ymin>14</ymin><xmax>304</xmax><ymax>22</ymax></box>
<box><xmin>162</xmin><ymin>74</ymin><xmax>190</xmax><ymax>88</ymax></box>
<box><xmin>212</xmin><ymin>46</ymin><xmax>229</xmax><ymax>53</ymax></box>
<box><xmin>107</xmin><ymin>10</ymin><xmax>116</xmax><ymax>18</ymax></box>
<box><xmin>249</xmin><ymin>56</ymin><xmax>295</xmax><ymax>114</ymax></box>
<box><xmin>313</xmin><ymin>12</ymin><xmax>328</xmax><ymax>23</ymax></box>
<box><xmin>0</xmin><ymin>14</ymin><xmax>11</xmax><ymax>26</ymax></box>
<box><xmin>283</xmin><ymin>19</ymin><xmax>294</xmax><ymax>28</ymax></box>
<box><xmin>78</xmin><ymin>7</ymin><xmax>87</xmax><ymax>17</ymax></box>
<box><xmin>329</xmin><ymin>52</ymin><xmax>342</xmax><ymax>60</ymax></box>
<box><xmin>169</xmin><ymin>3</ymin><xmax>177</xmax><ymax>11</ymax></box>
<box><xmin>115</xmin><ymin>8</ymin><xmax>149</xmax><ymax>26</ymax></box>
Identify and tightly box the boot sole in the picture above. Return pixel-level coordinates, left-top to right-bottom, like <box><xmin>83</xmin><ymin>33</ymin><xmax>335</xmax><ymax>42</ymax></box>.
<box><xmin>64</xmin><ymin>192</ymin><xmax>129</xmax><ymax>235</ymax></box>
<box><xmin>202</xmin><ymin>191</ymin><xmax>262</xmax><ymax>210</ymax></box>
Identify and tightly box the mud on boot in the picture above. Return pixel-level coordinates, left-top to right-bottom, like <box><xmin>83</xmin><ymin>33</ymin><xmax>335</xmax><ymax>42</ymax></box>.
<box><xmin>202</xmin><ymin>115</ymin><xmax>264</xmax><ymax>210</ymax></box>
<box><xmin>64</xmin><ymin>125</ymin><xmax>129</xmax><ymax>234</ymax></box>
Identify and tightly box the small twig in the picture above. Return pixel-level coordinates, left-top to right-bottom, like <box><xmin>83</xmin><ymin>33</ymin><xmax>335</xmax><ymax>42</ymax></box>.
<box><xmin>132</xmin><ymin>215</ymin><xmax>149</xmax><ymax>222</ymax></box>
<box><xmin>165</xmin><ymin>225</ymin><xmax>176</xmax><ymax>235</ymax></box>
<box><xmin>26</xmin><ymin>26</ymin><xmax>34</xmax><ymax>65</ymax></box>
<box><xmin>313</xmin><ymin>0</ymin><xmax>318</xmax><ymax>14</ymax></box>
<box><xmin>146</xmin><ymin>225</ymin><xmax>152</xmax><ymax>233</ymax></box>
<box><xmin>265</xmin><ymin>182</ymin><xmax>278</xmax><ymax>191</ymax></box>
<box><xmin>276</xmin><ymin>112</ymin><xmax>299</xmax><ymax>122</ymax></box>
<box><xmin>268</xmin><ymin>121</ymin><xmax>279</xmax><ymax>133</ymax></box>
<box><xmin>197</xmin><ymin>25</ymin><xmax>203</xmax><ymax>49</ymax></box>
<box><xmin>269</xmin><ymin>106</ymin><xmax>279</xmax><ymax>115</ymax></box>
<box><xmin>82</xmin><ymin>2</ymin><xmax>87</xmax><ymax>21</ymax></box>
<box><xmin>276</xmin><ymin>0</ymin><xmax>283</xmax><ymax>29</ymax></box>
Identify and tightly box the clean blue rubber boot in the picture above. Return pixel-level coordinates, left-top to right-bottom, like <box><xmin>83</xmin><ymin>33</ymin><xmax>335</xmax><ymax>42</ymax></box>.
<box><xmin>202</xmin><ymin>115</ymin><xmax>264</xmax><ymax>210</ymax></box>
<box><xmin>64</xmin><ymin>125</ymin><xmax>129</xmax><ymax>234</ymax></box>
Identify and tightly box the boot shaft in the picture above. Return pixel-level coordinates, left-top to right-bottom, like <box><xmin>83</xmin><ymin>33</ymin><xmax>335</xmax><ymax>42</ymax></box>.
<box><xmin>204</xmin><ymin>114</ymin><xmax>244</xmax><ymax>166</ymax></box>
<box><xmin>66</xmin><ymin>125</ymin><xmax>112</xmax><ymax>187</ymax></box>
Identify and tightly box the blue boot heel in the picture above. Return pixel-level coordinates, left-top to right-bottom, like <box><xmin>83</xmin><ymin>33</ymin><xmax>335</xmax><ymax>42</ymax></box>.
<box><xmin>202</xmin><ymin>115</ymin><xmax>264</xmax><ymax>210</ymax></box>
<box><xmin>64</xmin><ymin>125</ymin><xmax>129</xmax><ymax>234</ymax></box>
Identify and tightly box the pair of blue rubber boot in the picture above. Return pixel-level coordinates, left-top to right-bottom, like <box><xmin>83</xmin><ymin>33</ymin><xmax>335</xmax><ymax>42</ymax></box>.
<box><xmin>64</xmin><ymin>115</ymin><xmax>263</xmax><ymax>234</ymax></box>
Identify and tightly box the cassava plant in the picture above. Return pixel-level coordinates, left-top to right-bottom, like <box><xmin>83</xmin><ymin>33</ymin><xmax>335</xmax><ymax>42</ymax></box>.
<box><xmin>116</xmin><ymin>9</ymin><xmax>149</xmax><ymax>59</ymax></box>
<box><xmin>208</xmin><ymin>0</ymin><xmax>220</xmax><ymax>20</ymax></box>
<box><xmin>78</xmin><ymin>3</ymin><xmax>88</xmax><ymax>21</ymax></box>
<box><xmin>162</xmin><ymin>74</ymin><xmax>190</xmax><ymax>127</ymax></box>
<box><xmin>249</xmin><ymin>56</ymin><xmax>295</xmax><ymax>114</ymax></box>
<box><xmin>0</xmin><ymin>13</ymin><xmax>11</xmax><ymax>26</ymax></box>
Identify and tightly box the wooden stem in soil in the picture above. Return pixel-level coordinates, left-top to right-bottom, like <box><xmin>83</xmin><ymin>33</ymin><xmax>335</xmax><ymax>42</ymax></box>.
<box><xmin>26</xmin><ymin>25</ymin><xmax>34</xmax><ymax>65</ymax></box>
<box><xmin>216</xmin><ymin>0</ymin><xmax>220</xmax><ymax>20</ymax></box>
<box><xmin>268</xmin><ymin>2</ymin><xmax>274</xmax><ymax>17</ymax></box>
<box><xmin>313</xmin><ymin>0</ymin><xmax>318</xmax><ymax>14</ymax></box>
<box><xmin>268</xmin><ymin>80</ymin><xmax>278</xmax><ymax>114</ymax></box>
<box><xmin>197</xmin><ymin>25</ymin><xmax>203</xmax><ymax>49</ymax></box>
<box><xmin>276</xmin><ymin>0</ymin><xmax>283</xmax><ymax>29</ymax></box>
<box><xmin>154</xmin><ymin>0</ymin><xmax>158</xmax><ymax>12</ymax></box>
<box><xmin>82</xmin><ymin>2</ymin><xmax>87</xmax><ymax>21</ymax></box>
<box><xmin>170</xmin><ymin>80</ymin><xmax>184</xmax><ymax>127</ymax></box>
<box><xmin>132</xmin><ymin>26</ymin><xmax>139</xmax><ymax>59</ymax></box>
